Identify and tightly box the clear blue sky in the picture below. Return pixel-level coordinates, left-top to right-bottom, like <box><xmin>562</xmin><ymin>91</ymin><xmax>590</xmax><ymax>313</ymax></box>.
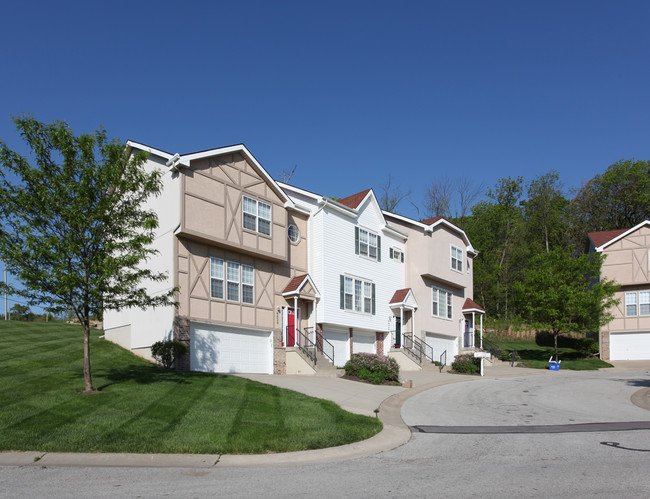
<box><xmin>1</xmin><ymin>0</ymin><xmax>649</xmax><ymax>311</ymax></box>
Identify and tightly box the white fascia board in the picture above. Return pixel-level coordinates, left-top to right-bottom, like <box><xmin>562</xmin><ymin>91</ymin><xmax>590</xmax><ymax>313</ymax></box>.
<box><xmin>319</xmin><ymin>198</ymin><xmax>357</xmax><ymax>218</ymax></box>
<box><xmin>383</xmin><ymin>210</ymin><xmax>429</xmax><ymax>230</ymax></box>
<box><xmin>281</xmin><ymin>274</ymin><xmax>321</xmax><ymax>299</ymax></box>
<box><xmin>382</xmin><ymin>224</ymin><xmax>408</xmax><ymax>241</ymax></box>
<box><xmin>463</xmin><ymin>307</ymin><xmax>485</xmax><ymax>314</ymax></box>
<box><xmin>126</xmin><ymin>141</ymin><xmax>176</xmax><ymax>161</ymax></box>
<box><xmin>595</xmin><ymin>220</ymin><xmax>650</xmax><ymax>252</ymax></box>
<box><xmin>287</xmin><ymin>202</ymin><xmax>312</xmax><ymax>215</ymax></box>
<box><xmin>428</xmin><ymin>218</ymin><xmax>477</xmax><ymax>254</ymax></box>
<box><xmin>181</xmin><ymin>144</ymin><xmax>293</xmax><ymax>207</ymax></box>
<box><xmin>278</xmin><ymin>182</ymin><xmax>321</xmax><ymax>201</ymax></box>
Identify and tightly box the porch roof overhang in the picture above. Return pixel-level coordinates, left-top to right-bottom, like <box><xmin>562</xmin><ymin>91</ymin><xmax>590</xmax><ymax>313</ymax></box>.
<box><xmin>462</xmin><ymin>298</ymin><xmax>485</xmax><ymax>315</ymax></box>
<box><xmin>389</xmin><ymin>288</ymin><xmax>418</xmax><ymax>311</ymax></box>
<box><xmin>282</xmin><ymin>274</ymin><xmax>321</xmax><ymax>301</ymax></box>
<box><xmin>421</xmin><ymin>272</ymin><xmax>466</xmax><ymax>290</ymax></box>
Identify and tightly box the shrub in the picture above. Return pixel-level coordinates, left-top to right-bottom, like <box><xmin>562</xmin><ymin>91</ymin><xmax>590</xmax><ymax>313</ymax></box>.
<box><xmin>451</xmin><ymin>353</ymin><xmax>480</xmax><ymax>374</ymax></box>
<box><xmin>151</xmin><ymin>340</ymin><xmax>187</xmax><ymax>369</ymax></box>
<box><xmin>344</xmin><ymin>353</ymin><xmax>399</xmax><ymax>384</ymax></box>
<box><xmin>577</xmin><ymin>338</ymin><xmax>599</xmax><ymax>357</ymax></box>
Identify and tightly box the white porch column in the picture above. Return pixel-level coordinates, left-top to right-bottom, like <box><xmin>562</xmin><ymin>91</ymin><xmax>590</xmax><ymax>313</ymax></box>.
<box><xmin>480</xmin><ymin>314</ymin><xmax>483</xmax><ymax>350</ymax></box>
<box><xmin>472</xmin><ymin>311</ymin><xmax>476</xmax><ymax>348</ymax></box>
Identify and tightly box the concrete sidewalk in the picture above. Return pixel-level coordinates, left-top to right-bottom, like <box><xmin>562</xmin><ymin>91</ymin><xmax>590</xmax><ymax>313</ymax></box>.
<box><xmin>1</xmin><ymin>361</ymin><xmax>647</xmax><ymax>469</ymax></box>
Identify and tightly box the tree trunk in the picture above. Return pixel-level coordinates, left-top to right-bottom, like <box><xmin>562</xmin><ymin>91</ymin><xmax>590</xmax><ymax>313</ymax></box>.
<box><xmin>83</xmin><ymin>321</ymin><xmax>94</xmax><ymax>393</ymax></box>
<box><xmin>553</xmin><ymin>331</ymin><xmax>559</xmax><ymax>363</ymax></box>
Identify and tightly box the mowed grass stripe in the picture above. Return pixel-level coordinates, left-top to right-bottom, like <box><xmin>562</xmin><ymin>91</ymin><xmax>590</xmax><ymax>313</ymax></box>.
<box><xmin>0</xmin><ymin>321</ymin><xmax>381</xmax><ymax>454</ymax></box>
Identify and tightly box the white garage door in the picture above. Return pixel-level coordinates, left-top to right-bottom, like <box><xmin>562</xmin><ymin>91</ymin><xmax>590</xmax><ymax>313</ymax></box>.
<box><xmin>425</xmin><ymin>332</ymin><xmax>458</xmax><ymax>363</ymax></box>
<box><xmin>190</xmin><ymin>323</ymin><xmax>273</xmax><ymax>374</ymax></box>
<box><xmin>323</xmin><ymin>327</ymin><xmax>349</xmax><ymax>367</ymax></box>
<box><xmin>353</xmin><ymin>331</ymin><xmax>376</xmax><ymax>355</ymax></box>
<box><xmin>610</xmin><ymin>331</ymin><xmax>650</xmax><ymax>360</ymax></box>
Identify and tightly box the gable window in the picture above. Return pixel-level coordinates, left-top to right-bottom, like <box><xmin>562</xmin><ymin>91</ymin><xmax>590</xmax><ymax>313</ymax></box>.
<box><xmin>211</xmin><ymin>258</ymin><xmax>255</xmax><ymax>304</ymax></box>
<box><xmin>340</xmin><ymin>275</ymin><xmax>375</xmax><ymax>314</ymax></box>
<box><xmin>625</xmin><ymin>292</ymin><xmax>637</xmax><ymax>316</ymax></box>
<box><xmin>243</xmin><ymin>196</ymin><xmax>271</xmax><ymax>236</ymax></box>
<box><xmin>432</xmin><ymin>286</ymin><xmax>453</xmax><ymax>319</ymax></box>
<box><xmin>355</xmin><ymin>227</ymin><xmax>381</xmax><ymax>261</ymax></box>
<box><xmin>451</xmin><ymin>246</ymin><xmax>463</xmax><ymax>272</ymax></box>
<box><xmin>390</xmin><ymin>247</ymin><xmax>404</xmax><ymax>262</ymax></box>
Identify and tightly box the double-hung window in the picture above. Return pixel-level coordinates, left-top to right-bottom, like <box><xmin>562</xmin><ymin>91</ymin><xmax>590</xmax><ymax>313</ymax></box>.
<box><xmin>432</xmin><ymin>286</ymin><xmax>453</xmax><ymax>319</ymax></box>
<box><xmin>625</xmin><ymin>292</ymin><xmax>637</xmax><ymax>316</ymax></box>
<box><xmin>451</xmin><ymin>246</ymin><xmax>463</xmax><ymax>272</ymax></box>
<box><xmin>243</xmin><ymin>196</ymin><xmax>271</xmax><ymax>236</ymax></box>
<box><xmin>341</xmin><ymin>275</ymin><xmax>375</xmax><ymax>314</ymax></box>
<box><xmin>210</xmin><ymin>258</ymin><xmax>224</xmax><ymax>300</ymax></box>
<box><xmin>211</xmin><ymin>258</ymin><xmax>254</xmax><ymax>304</ymax></box>
<box><xmin>355</xmin><ymin>227</ymin><xmax>381</xmax><ymax>261</ymax></box>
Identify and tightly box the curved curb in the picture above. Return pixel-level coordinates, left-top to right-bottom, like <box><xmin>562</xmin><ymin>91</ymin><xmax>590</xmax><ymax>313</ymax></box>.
<box><xmin>631</xmin><ymin>387</ymin><xmax>650</xmax><ymax>412</ymax></box>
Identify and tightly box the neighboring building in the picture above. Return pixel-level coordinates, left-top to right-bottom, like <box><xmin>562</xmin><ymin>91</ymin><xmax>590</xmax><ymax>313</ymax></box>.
<box><xmin>589</xmin><ymin>221</ymin><xmax>650</xmax><ymax>361</ymax></box>
<box><xmin>104</xmin><ymin>141</ymin><xmax>486</xmax><ymax>374</ymax></box>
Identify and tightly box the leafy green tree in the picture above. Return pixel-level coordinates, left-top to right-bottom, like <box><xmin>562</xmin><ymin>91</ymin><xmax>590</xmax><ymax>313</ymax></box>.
<box><xmin>522</xmin><ymin>171</ymin><xmax>569</xmax><ymax>254</ymax></box>
<box><xmin>10</xmin><ymin>303</ymin><xmax>31</xmax><ymax>321</ymax></box>
<box><xmin>514</xmin><ymin>247</ymin><xmax>618</xmax><ymax>362</ymax></box>
<box><xmin>0</xmin><ymin>115</ymin><xmax>176</xmax><ymax>393</ymax></box>
<box><xmin>461</xmin><ymin>177</ymin><xmax>524</xmax><ymax>318</ymax></box>
<box><xmin>569</xmin><ymin>159</ymin><xmax>650</xmax><ymax>251</ymax></box>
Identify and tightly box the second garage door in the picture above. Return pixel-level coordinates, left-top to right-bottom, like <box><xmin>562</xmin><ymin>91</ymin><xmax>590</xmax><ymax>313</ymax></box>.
<box><xmin>609</xmin><ymin>331</ymin><xmax>650</xmax><ymax>360</ymax></box>
<box><xmin>353</xmin><ymin>331</ymin><xmax>376</xmax><ymax>355</ymax></box>
<box><xmin>425</xmin><ymin>332</ymin><xmax>458</xmax><ymax>363</ymax></box>
<box><xmin>190</xmin><ymin>323</ymin><xmax>273</xmax><ymax>374</ymax></box>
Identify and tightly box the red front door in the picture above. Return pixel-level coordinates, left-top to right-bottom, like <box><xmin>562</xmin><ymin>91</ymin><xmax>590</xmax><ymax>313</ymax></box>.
<box><xmin>287</xmin><ymin>308</ymin><xmax>296</xmax><ymax>347</ymax></box>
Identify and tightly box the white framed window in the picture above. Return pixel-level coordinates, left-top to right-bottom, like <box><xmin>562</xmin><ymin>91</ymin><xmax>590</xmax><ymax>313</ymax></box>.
<box><xmin>210</xmin><ymin>258</ymin><xmax>255</xmax><ymax>304</ymax></box>
<box><xmin>241</xmin><ymin>264</ymin><xmax>254</xmax><ymax>304</ymax></box>
<box><xmin>288</xmin><ymin>224</ymin><xmax>300</xmax><ymax>244</ymax></box>
<box><xmin>640</xmin><ymin>292</ymin><xmax>650</xmax><ymax>316</ymax></box>
<box><xmin>432</xmin><ymin>286</ymin><xmax>453</xmax><ymax>319</ymax></box>
<box><xmin>451</xmin><ymin>246</ymin><xmax>463</xmax><ymax>272</ymax></box>
<box><xmin>344</xmin><ymin>276</ymin><xmax>353</xmax><ymax>310</ymax></box>
<box><xmin>243</xmin><ymin>196</ymin><xmax>271</xmax><ymax>236</ymax></box>
<box><xmin>210</xmin><ymin>257</ymin><xmax>224</xmax><ymax>299</ymax></box>
<box><xmin>341</xmin><ymin>275</ymin><xmax>375</xmax><ymax>314</ymax></box>
<box><xmin>227</xmin><ymin>261</ymin><xmax>240</xmax><ymax>301</ymax></box>
<box><xmin>390</xmin><ymin>247</ymin><xmax>404</xmax><ymax>262</ymax></box>
<box><xmin>625</xmin><ymin>292</ymin><xmax>637</xmax><ymax>316</ymax></box>
<box><xmin>355</xmin><ymin>227</ymin><xmax>381</xmax><ymax>261</ymax></box>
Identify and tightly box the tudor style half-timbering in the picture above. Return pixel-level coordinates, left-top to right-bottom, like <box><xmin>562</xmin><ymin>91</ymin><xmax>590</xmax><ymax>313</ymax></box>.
<box><xmin>105</xmin><ymin>141</ymin><xmax>485</xmax><ymax>375</ymax></box>
<box><xmin>589</xmin><ymin>221</ymin><xmax>650</xmax><ymax>361</ymax></box>
<box><xmin>103</xmin><ymin>142</ymin><xmax>318</xmax><ymax>375</ymax></box>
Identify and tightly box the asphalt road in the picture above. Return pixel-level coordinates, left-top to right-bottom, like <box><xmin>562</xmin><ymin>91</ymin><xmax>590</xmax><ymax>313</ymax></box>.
<box><xmin>2</xmin><ymin>370</ymin><xmax>649</xmax><ymax>498</ymax></box>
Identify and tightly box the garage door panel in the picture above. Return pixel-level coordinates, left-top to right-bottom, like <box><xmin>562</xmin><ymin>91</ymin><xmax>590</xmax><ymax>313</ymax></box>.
<box><xmin>425</xmin><ymin>333</ymin><xmax>458</xmax><ymax>362</ymax></box>
<box><xmin>191</xmin><ymin>324</ymin><xmax>272</xmax><ymax>374</ymax></box>
<box><xmin>353</xmin><ymin>332</ymin><xmax>376</xmax><ymax>355</ymax></box>
<box><xmin>324</xmin><ymin>328</ymin><xmax>349</xmax><ymax>367</ymax></box>
<box><xmin>610</xmin><ymin>331</ymin><xmax>650</xmax><ymax>361</ymax></box>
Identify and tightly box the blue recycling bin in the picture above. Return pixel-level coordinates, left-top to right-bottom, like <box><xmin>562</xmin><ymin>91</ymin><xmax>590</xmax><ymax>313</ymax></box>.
<box><xmin>549</xmin><ymin>361</ymin><xmax>561</xmax><ymax>371</ymax></box>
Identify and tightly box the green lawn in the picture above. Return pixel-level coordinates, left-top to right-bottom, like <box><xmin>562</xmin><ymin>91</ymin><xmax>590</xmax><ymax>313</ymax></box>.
<box><xmin>0</xmin><ymin>321</ymin><xmax>381</xmax><ymax>454</ymax></box>
<box><xmin>489</xmin><ymin>336</ymin><xmax>613</xmax><ymax>370</ymax></box>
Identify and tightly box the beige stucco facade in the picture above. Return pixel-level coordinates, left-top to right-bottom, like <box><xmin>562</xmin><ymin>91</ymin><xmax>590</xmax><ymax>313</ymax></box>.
<box><xmin>592</xmin><ymin>223</ymin><xmax>650</xmax><ymax>361</ymax></box>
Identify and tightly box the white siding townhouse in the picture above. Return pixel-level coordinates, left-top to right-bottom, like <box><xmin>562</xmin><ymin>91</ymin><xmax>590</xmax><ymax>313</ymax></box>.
<box><xmin>104</xmin><ymin>141</ymin><xmax>485</xmax><ymax>374</ymax></box>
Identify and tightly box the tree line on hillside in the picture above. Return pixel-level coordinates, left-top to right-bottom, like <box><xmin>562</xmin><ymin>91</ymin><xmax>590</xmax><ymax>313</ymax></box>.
<box><xmin>378</xmin><ymin>159</ymin><xmax>650</xmax><ymax>327</ymax></box>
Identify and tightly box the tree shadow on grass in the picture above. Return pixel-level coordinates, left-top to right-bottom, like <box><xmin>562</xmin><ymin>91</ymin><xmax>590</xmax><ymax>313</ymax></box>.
<box><xmin>94</xmin><ymin>364</ymin><xmax>228</xmax><ymax>390</ymax></box>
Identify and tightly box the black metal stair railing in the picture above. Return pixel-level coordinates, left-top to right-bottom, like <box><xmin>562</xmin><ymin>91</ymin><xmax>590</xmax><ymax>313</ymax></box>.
<box><xmin>291</xmin><ymin>327</ymin><xmax>317</xmax><ymax>365</ymax></box>
<box><xmin>311</xmin><ymin>326</ymin><xmax>335</xmax><ymax>365</ymax></box>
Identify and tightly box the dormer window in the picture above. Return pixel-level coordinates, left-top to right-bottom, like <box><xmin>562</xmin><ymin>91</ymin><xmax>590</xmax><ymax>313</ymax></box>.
<box><xmin>355</xmin><ymin>227</ymin><xmax>381</xmax><ymax>262</ymax></box>
<box><xmin>451</xmin><ymin>245</ymin><xmax>463</xmax><ymax>272</ymax></box>
<box><xmin>243</xmin><ymin>196</ymin><xmax>271</xmax><ymax>236</ymax></box>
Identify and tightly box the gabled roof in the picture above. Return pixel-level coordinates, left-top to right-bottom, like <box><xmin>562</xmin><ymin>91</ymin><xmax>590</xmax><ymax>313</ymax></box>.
<box><xmin>389</xmin><ymin>288</ymin><xmax>418</xmax><ymax>309</ymax></box>
<box><xmin>126</xmin><ymin>140</ymin><xmax>293</xmax><ymax>207</ymax></box>
<box><xmin>462</xmin><ymin>298</ymin><xmax>485</xmax><ymax>314</ymax></box>
<box><xmin>281</xmin><ymin>274</ymin><xmax>320</xmax><ymax>299</ymax></box>
<box><xmin>589</xmin><ymin>221</ymin><xmax>650</xmax><ymax>252</ymax></box>
<box><xmin>384</xmin><ymin>211</ymin><xmax>477</xmax><ymax>255</ymax></box>
<box><xmin>337</xmin><ymin>189</ymin><xmax>372</xmax><ymax>209</ymax></box>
